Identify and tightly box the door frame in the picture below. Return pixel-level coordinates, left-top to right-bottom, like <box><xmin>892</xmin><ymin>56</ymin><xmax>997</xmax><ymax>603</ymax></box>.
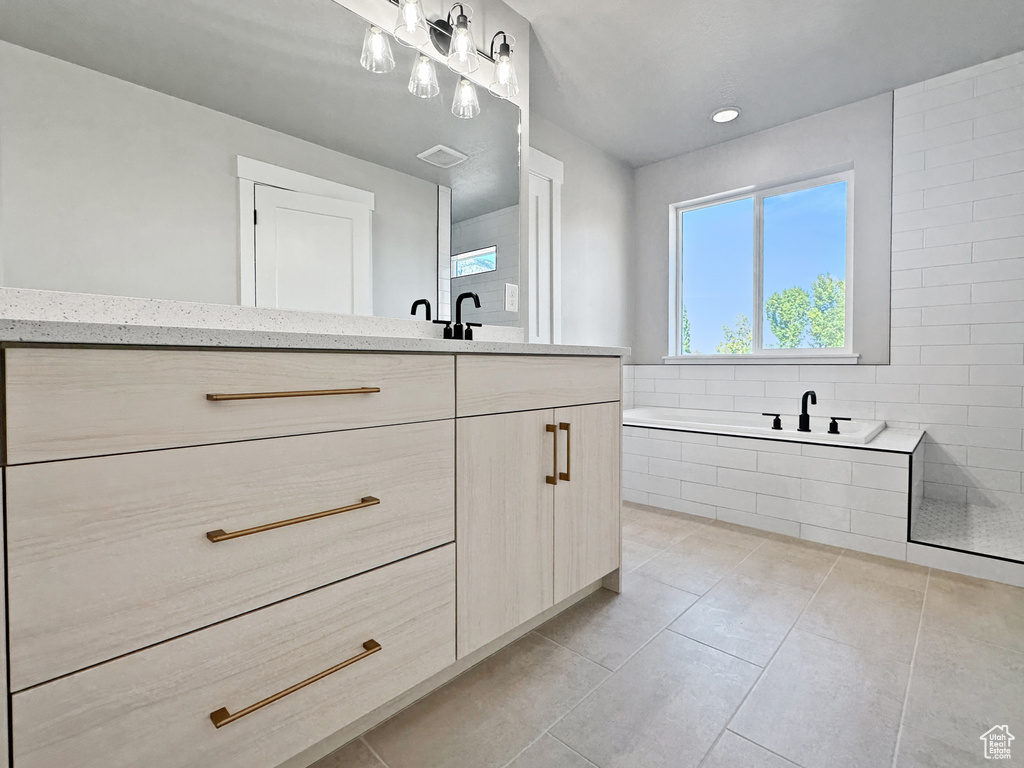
<box><xmin>527</xmin><ymin>149</ymin><xmax>564</xmax><ymax>344</ymax></box>
<box><xmin>236</xmin><ymin>156</ymin><xmax>376</xmax><ymax>307</ymax></box>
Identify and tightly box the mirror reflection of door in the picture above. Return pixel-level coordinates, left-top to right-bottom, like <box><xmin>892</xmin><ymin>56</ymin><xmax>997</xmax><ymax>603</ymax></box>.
<box><xmin>528</xmin><ymin>149</ymin><xmax>564</xmax><ymax>344</ymax></box>
<box><xmin>254</xmin><ymin>184</ymin><xmax>372</xmax><ymax>315</ymax></box>
<box><xmin>528</xmin><ymin>175</ymin><xmax>552</xmax><ymax>342</ymax></box>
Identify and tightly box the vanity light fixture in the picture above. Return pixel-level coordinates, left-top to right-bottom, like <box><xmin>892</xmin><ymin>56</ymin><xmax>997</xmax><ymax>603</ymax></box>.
<box><xmin>394</xmin><ymin>0</ymin><xmax>430</xmax><ymax>47</ymax></box>
<box><xmin>360</xmin><ymin>25</ymin><xmax>396</xmax><ymax>74</ymax></box>
<box><xmin>452</xmin><ymin>78</ymin><xmax>480</xmax><ymax>119</ymax></box>
<box><xmin>409</xmin><ymin>54</ymin><xmax>440</xmax><ymax>98</ymax></box>
<box><xmin>487</xmin><ymin>32</ymin><xmax>519</xmax><ymax>99</ymax></box>
<box><xmin>446</xmin><ymin>4</ymin><xmax>481</xmax><ymax>75</ymax></box>
<box><xmin>711</xmin><ymin>106</ymin><xmax>741</xmax><ymax>123</ymax></box>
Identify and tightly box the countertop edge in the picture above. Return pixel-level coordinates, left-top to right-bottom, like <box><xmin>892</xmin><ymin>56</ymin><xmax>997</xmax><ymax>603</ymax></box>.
<box><xmin>0</xmin><ymin>319</ymin><xmax>630</xmax><ymax>357</ymax></box>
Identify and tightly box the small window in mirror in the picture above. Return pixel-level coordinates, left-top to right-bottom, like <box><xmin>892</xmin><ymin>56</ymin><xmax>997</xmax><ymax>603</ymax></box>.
<box><xmin>452</xmin><ymin>246</ymin><xmax>497</xmax><ymax>277</ymax></box>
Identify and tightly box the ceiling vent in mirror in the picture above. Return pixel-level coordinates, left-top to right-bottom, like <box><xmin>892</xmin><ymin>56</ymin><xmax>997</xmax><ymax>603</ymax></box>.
<box><xmin>417</xmin><ymin>144</ymin><xmax>469</xmax><ymax>168</ymax></box>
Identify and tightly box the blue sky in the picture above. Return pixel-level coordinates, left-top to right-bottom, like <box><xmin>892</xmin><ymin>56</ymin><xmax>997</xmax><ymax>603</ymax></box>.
<box><xmin>680</xmin><ymin>181</ymin><xmax>847</xmax><ymax>353</ymax></box>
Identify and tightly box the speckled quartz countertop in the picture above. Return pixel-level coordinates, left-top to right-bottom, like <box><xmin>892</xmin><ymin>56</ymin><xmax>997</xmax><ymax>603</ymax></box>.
<box><xmin>0</xmin><ymin>288</ymin><xmax>630</xmax><ymax>357</ymax></box>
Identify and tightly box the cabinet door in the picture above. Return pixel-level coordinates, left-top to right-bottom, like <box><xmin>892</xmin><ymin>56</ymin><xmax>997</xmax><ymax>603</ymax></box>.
<box><xmin>553</xmin><ymin>402</ymin><xmax>621</xmax><ymax>602</ymax></box>
<box><xmin>456</xmin><ymin>410</ymin><xmax>555</xmax><ymax>658</ymax></box>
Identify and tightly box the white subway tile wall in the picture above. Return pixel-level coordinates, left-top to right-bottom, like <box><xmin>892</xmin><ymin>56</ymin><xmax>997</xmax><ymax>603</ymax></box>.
<box><xmin>621</xmin><ymin>426</ymin><xmax>916</xmax><ymax>559</ymax></box>
<box><xmin>450</xmin><ymin>205</ymin><xmax>520</xmax><ymax>327</ymax></box>
<box><xmin>623</xmin><ymin>50</ymin><xmax>1024</xmax><ymax>558</ymax></box>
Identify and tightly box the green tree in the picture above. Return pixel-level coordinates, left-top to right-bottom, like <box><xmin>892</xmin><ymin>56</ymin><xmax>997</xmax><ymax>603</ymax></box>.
<box><xmin>680</xmin><ymin>304</ymin><xmax>691</xmax><ymax>354</ymax></box>
<box><xmin>716</xmin><ymin>314</ymin><xmax>752</xmax><ymax>354</ymax></box>
<box><xmin>808</xmin><ymin>273</ymin><xmax>845</xmax><ymax>348</ymax></box>
<box><xmin>765</xmin><ymin>286</ymin><xmax>811</xmax><ymax>348</ymax></box>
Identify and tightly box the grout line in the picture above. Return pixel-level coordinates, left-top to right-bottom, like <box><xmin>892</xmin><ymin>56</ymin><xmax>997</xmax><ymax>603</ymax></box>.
<box><xmin>663</xmin><ymin>626</ymin><xmax>766</xmax><ymax>669</ymax></box>
<box><xmin>494</xmin><ymin>629</ymin><xmax>621</xmax><ymax>768</ymax></box>
<box><xmin>890</xmin><ymin>567</ymin><xmax>931</xmax><ymax>768</ymax></box>
<box><xmin>530</xmin><ymin>629</ymin><xmax>619</xmax><ymax>674</ymax></box>
<box><xmin>539</xmin><ymin>526</ymin><xmax>782</xmax><ymax>767</ymax></box>
<box><xmin>701</xmin><ymin>730</ymin><xmax>804</xmax><ymax>768</ymax></box>
<box><xmin>705</xmin><ymin>550</ymin><xmax>845</xmax><ymax>765</ymax></box>
<box><xmin>548</xmin><ymin>733</ymin><xmax>602</xmax><ymax>766</ymax></box>
<box><xmin>360</xmin><ymin>736</ymin><xmax>391</xmax><ymax>768</ymax></box>
<box><xmin>524</xmin><ymin>574</ymin><xmax>714</xmax><ymax>759</ymax></box>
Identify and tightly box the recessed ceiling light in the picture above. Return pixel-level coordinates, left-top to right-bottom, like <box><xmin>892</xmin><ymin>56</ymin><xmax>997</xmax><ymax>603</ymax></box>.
<box><xmin>712</xmin><ymin>107</ymin><xmax>741</xmax><ymax>123</ymax></box>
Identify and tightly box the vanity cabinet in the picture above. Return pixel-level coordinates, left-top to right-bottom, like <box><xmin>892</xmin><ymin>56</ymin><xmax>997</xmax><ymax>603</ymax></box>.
<box><xmin>456</xmin><ymin>409</ymin><xmax>556</xmax><ymax>658</ymax></box>
<box><xmin>0</xmin><ymin>344</ymin><xmax>621</xmax><ymax>768</ymax></box>
<box><xmin>13</xmin><ymin>545</ymin><xmax>455</xmax><ymax>768</ymax></box>
<box><xmin>552</xmin><ymin>402</ymin><xmax>621</xmax><ymax>602</ymax></box>
<box><xmin>455</xmin><ymin>356</ymin><xmax>621</xmax><ymax>658</ymax></box>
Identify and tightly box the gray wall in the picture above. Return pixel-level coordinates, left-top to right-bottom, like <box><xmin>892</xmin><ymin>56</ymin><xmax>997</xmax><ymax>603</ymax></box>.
<box><xmin>451</xmin><ymin>205</ymin><xmax>520</xmax><ymax>327</ymax></box>
<box><xmin>632</xmin><ymin>93</ymin><xmax>895</xmax><ymax>364</ymax></box>
<box><xmin>0</xmin><ymin>41</ymin><xmax>438</xmax><ymax>318</ymax></box>
<box><xmin>531</xmin><ymin>115</ymin><xmax>634</xmax><ymax>350</ymax></box>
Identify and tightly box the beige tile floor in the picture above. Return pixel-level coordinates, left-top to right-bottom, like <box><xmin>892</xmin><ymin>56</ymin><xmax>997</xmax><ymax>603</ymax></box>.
<box><xmin>312</xmin><ymin>503</ymin><xmax>1024</xmax><ymax>768</ymax></box>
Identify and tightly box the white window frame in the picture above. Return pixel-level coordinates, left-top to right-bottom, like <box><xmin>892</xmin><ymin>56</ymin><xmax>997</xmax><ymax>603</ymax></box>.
<box><xmin>666</xmin><ymin>169</ymin><xmax>857</xmax><ymax>365</ymax></box>
<box><xmin>451</xmin><ymin>245</ymin><xmax>498</xmax><ymax>278</ymax></box>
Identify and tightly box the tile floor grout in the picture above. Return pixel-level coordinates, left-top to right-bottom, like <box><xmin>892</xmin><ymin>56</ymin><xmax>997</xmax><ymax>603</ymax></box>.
<box><xmin>505</xmin><ymin>579</ymin><xmax>714</xmax><ymax>768</ymax></box>
<box><xmin>692</xmin><ymin>547</ymin><xmax>844</xmax><ymax>768</ymax></box>
<box><xmin>359</xmin><ymin>735</ymin><xmax>390</xmax><ymax>768</ymax></box>
<box><xmin>889</xmin><ymin>567</ymin><xmax>932</xmax><ymax>768</ymax></box>
<box><xmin>320</xmin><ymin>506</ymin><xmax>1024</xmax><ymax>768</ymax></box>
<box><xmin>547</xmin><ymin>732</ymin><xmax>602</xmax><ymax>767</ymax></box>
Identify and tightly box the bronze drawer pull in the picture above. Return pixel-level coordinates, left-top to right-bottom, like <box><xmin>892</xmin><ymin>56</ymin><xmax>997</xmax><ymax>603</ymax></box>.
<box><xmin>206</xmin><ymin>497</ymin><xmax>380</xmax><ymax>543</ymax></box>
<box><xmin>209</xmin><ymin>639</ymin><xmax>382</xmax><ymax>729</ymax></box>
<box><xmin>559</xmin><ymin>422</ymin><xmax>571</xmax><ymax>482</ymax></box>
<box><xmin>546</xmin><ymin>424</ymin><xmax>558</xmax><ymax>485</ymax></box>
<box><xmin>206</xmin><ymin>387</ymin><xmax>381</xmax><ymax>401</ymax></box>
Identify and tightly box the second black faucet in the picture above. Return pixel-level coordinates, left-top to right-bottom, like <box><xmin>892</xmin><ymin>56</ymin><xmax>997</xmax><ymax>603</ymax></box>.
<box><xmin>453</xmin><ymin>292</ymin><xmax>481</xmax><ymax>340</ymax></box>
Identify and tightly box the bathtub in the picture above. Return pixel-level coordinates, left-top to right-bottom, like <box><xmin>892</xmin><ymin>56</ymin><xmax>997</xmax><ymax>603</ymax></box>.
<box><xmin>623</xmin><ymin>407</ymin><xmax>887</xmax><ymax>445</ymax></box>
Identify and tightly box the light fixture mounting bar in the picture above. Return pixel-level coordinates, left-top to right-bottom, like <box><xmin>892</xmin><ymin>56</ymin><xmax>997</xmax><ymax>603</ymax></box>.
<box><xmin>385</xmin><ymin>0</ymin><xmax>495</xmax><ymax>63</ymax></box>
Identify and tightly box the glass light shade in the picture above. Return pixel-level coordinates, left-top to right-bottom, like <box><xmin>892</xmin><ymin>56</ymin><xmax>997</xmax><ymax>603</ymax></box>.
<box><xmin>408</xmin><ymin>54</ymin><xmax>440</xmax><ymax>98</ymax></box>
<box><xmin>360</xmin><ymin>26</ymin><xmax>395</xmax><ymax>74</ymax></box>
<box><xmin>488</xmin><ymin>43</ymin><xmax>519</xmax><ymax>99</ymax></box>
<box><xmin>394</xmin><ymin>0</ymin><xmax>430</xmax><ymax>48</ymax></box>
<box><xmin>447</xmin><ymin>11</ymin><xmax>480</xmax><ymax>74</ymax></box>
<box><xmin>452</xmin><ymin>78</ymin><xmax>480</xmax><ymax>119</ymax></box>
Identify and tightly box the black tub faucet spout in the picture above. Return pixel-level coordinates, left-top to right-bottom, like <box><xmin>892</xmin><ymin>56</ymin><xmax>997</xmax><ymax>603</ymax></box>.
<box><xmin>798</xmin><ymin>390</ymin><xmax>817</xmax><ymax>433</ymax></box>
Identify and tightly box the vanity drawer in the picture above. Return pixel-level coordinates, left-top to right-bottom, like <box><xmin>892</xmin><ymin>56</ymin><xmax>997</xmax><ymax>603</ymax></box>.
<box><xmin>12</xmin><ymin>544</ymin><xmax>455</xmax><ymax>768</ymax></box>
<box><xmin>3</xmin><ymin>346</ymin><xmax>454</xmax><ymax>463</ymax></box>
<box><xmin>456</xmin><ymin>354</ymin><xmax>620</xmax><ymax>417</ymax></box>
<box><xmin>7</xmin><ymin>419</ymin><xmax>454</xmax><ymax>691</ymax></box>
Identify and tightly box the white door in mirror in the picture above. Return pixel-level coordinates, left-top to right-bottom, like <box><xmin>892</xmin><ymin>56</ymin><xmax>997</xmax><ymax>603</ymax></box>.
<box><xmin>254</xmin><ymin>185</ymin><xmax>372</xmax><ymax>315</ymax></box>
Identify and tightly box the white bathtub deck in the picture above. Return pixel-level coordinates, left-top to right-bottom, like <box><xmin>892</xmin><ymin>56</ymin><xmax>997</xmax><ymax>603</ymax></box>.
<box><xmin>623</xmin><ymin>408</ymin><xmax>922</xmax><ymax>454</ymax></box>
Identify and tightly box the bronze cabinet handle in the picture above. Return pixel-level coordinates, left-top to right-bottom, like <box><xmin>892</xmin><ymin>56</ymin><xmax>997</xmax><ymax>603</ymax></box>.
<box><xmin>206</xmin><ymin>497</ymin><xmax>380</xmax><ymax>543</ymax></box>
<box><xmin>206</xmin><ymin>387</ymin><xmax>381</xmax><ymax>401</ymax></box>
<box><xmin>209</xmin><ymin>639</ymin><xmax>382</xmax><ymax>729</ymax></box>
<box><xmin>559</xmin><ymin>422</ymin><xmax>571</xmax><ymax>482</ymax></box>
<box><xmin>546</xmin><ymin>424</ymin><xmax>558</xmax><ymax>485</ymax></box>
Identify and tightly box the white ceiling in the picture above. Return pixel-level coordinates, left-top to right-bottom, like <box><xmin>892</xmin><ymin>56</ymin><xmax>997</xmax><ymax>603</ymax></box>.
<box><xmin>0</xmin><ymin>0</ymin><xmax>520</xmax><ymax>221</ymax></box>
<box><xmin>508</xmin><ymin>0</ymin><xmax>1024</xmax><ymax>167</ymax></box>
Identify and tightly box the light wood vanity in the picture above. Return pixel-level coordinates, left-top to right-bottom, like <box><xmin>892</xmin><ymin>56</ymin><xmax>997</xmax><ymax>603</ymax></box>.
<box><xmin>0</xmin><ymin>343</ymin><xmax>623</xmax><ymax>768</ymax></box>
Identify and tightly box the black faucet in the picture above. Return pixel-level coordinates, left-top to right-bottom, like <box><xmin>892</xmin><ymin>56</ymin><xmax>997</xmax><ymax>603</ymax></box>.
<box><xmin>453</xmin><ymin>292</ymin><xmax>481</xmax><ymax>340</ymax></box>
<box><xmin>798</xmin><ymin>390</ymin><xmax>817</xmax><ymax>433</ymax></box>
<box><xmin>410</xmin><ymin>298</ymin><xmax>432</xmax><ymax>321</ymax></box>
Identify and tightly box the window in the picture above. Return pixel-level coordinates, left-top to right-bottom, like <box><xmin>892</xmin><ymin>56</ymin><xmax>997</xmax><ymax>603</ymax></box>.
<box><xmin>452</xmin><ymin>246</ymin><xmax>497</xmax><ymax>277</ymax></box>
<box><xmin>672</xmin><ymin>173</ymin><xmax>852</xmax><ymax>358</ymax></box>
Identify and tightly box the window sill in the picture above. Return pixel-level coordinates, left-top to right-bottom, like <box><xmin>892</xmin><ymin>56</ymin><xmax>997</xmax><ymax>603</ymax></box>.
<box><xmin>662</xmin><ymin>353</ymin><xmax>860</xmax><ymax>365</ymax></box>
